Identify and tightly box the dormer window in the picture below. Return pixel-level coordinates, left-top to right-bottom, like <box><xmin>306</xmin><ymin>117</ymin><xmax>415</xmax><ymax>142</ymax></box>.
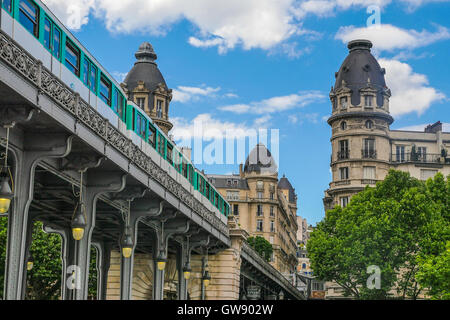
<box><xmin>340</xmin><ymin>96</ymin><xmax>348</xmax><ymax>109</ymax></box>
<box><xmin>340</xmin><ymin>121</ymin><xmax>347</xmax><ymax>131</ymax></box>
<box><xmin>136</xmin><ymin>97</ymin><xmax>145</xmax><ymax>110</ymax></box>
<box><xmin>364</xmin><ymin>95</ymin><xmax>373</xmax><ymax>107</ymax></box>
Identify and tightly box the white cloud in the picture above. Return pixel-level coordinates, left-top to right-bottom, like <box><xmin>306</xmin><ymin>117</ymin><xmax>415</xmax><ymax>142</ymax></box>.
<box><xmin>219</xmin><ymin>91</ymin><xmax>325</xmax><ymax>115</ymax></box>
<box><xmin>171</xmin><ymin>113</ymin><xmax>265</xmax><ymax>141</ymax></box>
<box><xmin>335</xmin><ymin>24</ymin><xmax>450</xmax><ymax>52</ymax></box>
<box><xmin>400</xmin><ymin>0</ymin><xmax>450</xmax><ymax>11</ymax></box>
<box><xmin>172</xmin><ymin>86</ymin><xmax>221</xmax><ymax>103</ymax></box>
<box><xmin>379</xmin><ymin>58</ymin><xmax>446</xmax><ymax>116</ymax></box>
<box><xmin>43</xmin><ymin>0</ymin><xmax>448</xmax><ymax>55</ymax></box>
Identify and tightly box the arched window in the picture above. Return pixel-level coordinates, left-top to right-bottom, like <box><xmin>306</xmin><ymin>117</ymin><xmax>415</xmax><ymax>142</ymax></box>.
<box><xmin>365</xmin><ymin>120</ymin><xmax>374</xmax><ymax>129</ymax></box>
<box><xmin>340</xmin><ymin>121</ymin><xmax>347</xmax><ymax>130</ymax></box>
<box><xmin>302</xmin><ymin>263</ymin><xmax>307</xmax><ymax>269</ymax></box>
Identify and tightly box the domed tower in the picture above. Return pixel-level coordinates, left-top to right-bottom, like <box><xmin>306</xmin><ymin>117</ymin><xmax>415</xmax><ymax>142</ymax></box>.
<box><xmin>122</xmin><ymin>42</ymin><xmax>173</xmax><ymax>134</ymax></box>
<box><xmin>324</xmin><ymin>40</ymin><xmax>394</xmax><ymax>211</ymax></box>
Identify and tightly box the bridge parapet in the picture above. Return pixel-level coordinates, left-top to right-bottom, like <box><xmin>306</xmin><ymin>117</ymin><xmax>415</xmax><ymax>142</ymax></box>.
<box><xmin>241</xmin><ymin>241</ymin><xmax>305</xmax><ymax>300</ymax></box>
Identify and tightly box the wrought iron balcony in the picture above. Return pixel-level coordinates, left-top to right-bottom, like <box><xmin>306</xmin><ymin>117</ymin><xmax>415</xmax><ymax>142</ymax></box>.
<box><xmin>391</xmin><ymin>153</ymin><xmax>442</xmax><ymax>164</ymax></box>
<box><xmin>362</xmin><ymin>149</ymin><xmax>377</xmax><ymax>159</ymax></box>
<box><xmin>337</xmin><ymin>150</ymin><xmax>350</xmax><ymax>160</ymax></box>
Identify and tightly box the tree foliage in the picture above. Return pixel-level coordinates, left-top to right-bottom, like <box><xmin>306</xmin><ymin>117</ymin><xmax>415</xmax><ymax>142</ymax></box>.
<box><xmin>307</xmin><ymin>170</ymin><xmax>450</xmax><ymax>300</ymax></box>
<box><xmin>1</xmin><ymin>218</ymin><xmax>99</xmax><ymax>300</ymax></box>
<box><xmin>247</xmin><ymin>236</ymin><xmax>273</xmax><ymax>262</ymax></box>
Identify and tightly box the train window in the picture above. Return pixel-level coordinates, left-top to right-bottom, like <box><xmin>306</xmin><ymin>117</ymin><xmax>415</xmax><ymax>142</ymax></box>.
<box><xmin>188</xmin><ymin>165</ymin><xmax>193</xmax><ymax>185</ymax></box>
<box><xmin>182</xmin><ymin>160</ymin><xmax>188</xmax><ymax>178</ymax></box>
<box><xmin>113</xmin><ymin>90</ymin><xmax>125</xmax><ymax>120</ymax></box>
<box><xmin>135</xmin><ymin>111</ymin><xmax>146</xmax><ymax>138</ymax></box>
<box><xmin>44</xmin><ymin>18</ymin><xmax>51</xmax><ymax>49</ymax></box>
<box><xmin>19</xmin><ymin>0</ymin><xmax>39</xmax><ymax>37</ymax></box>
<box><xmin>215</xmin><ymin>193</ymin><xmax>219</xmax><ymax>208</ymax></box>
<box><xmin>65</xmin><ymin>40</ymin><xmax>80</xmax><ymax>76</ymax></box>
<box><xmin>205</xmin><ymin>183</ymin><xmax>210</xmax><ymax>198</ymax></box>
<box><xmin>83</xmin><ymin>58</ymin><xmax>89</xmax><ymax>86</ymax></box>
<box><xmin>167</xmin><ymin>143</ymin><xmax>173</xmax><ymax>164</ymax></box>
<box><xmin>148</xmin><ymin>124</ymin><xmax>156</xmax><ymax>147</ymax></box>
<box><xmin>100</xmin><ymin>74</ymin><xmax>112</xmax><ymax>105</ymax></box>
<box><xmin>90</xmin><ymin>64</ymin><xmax>97</xmax><ymax>92</ymax></box>
<box><xmin>2</xmin><ymin>0</ymin><xmax>13</xmax><ymax>13</ymax></box>
<box><xmin>53</xmin><ymin>27</ymin><xmax>61</xmax><ymax>59</ymax></box>
<box><xmin>157</xmin><ymin>134</ymin><xmax>165</xmax><ymax>156</ymax></box>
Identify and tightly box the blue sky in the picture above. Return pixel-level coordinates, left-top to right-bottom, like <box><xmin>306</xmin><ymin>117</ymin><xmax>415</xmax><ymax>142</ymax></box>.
<box><xmin>43</xmin><ymin>0</ymin><xmax>450</xmax><ymax>225</ymax></box>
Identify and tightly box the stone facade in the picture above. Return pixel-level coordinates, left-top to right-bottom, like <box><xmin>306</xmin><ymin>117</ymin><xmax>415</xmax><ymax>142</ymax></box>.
<box><xmin>324</xmin><ymin>40</ymin><xmax>450</xmax><ymax>211</ymax></box>
<box><xmin>323</xmin><ymin>39</ymin><xmax>450</xmax><ymax>299</ymax></box>
<box><xmin>208</xmin><ymin>144</ymin><xmax>299</xmax><ymax>275</ymax></box>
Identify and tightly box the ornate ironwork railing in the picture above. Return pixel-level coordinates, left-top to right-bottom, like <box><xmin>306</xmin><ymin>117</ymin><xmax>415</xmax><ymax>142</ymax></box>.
<box><xmin>390</xmin><ymin>153</ymin><xmax>442</xmax><ymax>164</ymax></box>
<box><xmin>241</xmin><ymin>241</ymin><xmax>305</xmax><ymax>300</ymax></box>
<box><xmin>337</xmin><ymin>150</ymin><xmax>350</xmax><ymax>160</ymax></box>
<box><xmin>362</xmin><ymin>149</ymin><xmax>377</xmax><ymax>159</ymax></box>
<box><xmin>0</xmin><ymin>30</ymin><xmax>228</xmax><ymax>236</ymax></box>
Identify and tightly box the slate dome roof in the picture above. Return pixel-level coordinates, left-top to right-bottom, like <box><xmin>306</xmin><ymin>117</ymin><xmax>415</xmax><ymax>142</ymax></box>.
<box><xmin>123</xmin><ymin>42</ymin><xmax>168</xmax><ymax>94</ymax></box>
<box><xmin>244</xmin><ymin>143</ymin><xmax>278</xmax><ymax>175</ymax></box>
<box><xmin>278</xmin><ymin>175</ymin><xmax>297</xmax><ymax>203</ymax></box>
<box><xmin>334</xmin><ymin>39</ymin><xmax>389</xmax><ymax>107</ymax></box>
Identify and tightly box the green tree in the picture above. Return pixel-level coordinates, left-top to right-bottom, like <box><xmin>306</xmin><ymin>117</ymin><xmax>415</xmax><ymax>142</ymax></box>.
<box><xmin>308</xmin><ymin>170</ymin><xmax>449</xmax><ymax>300</ymax></box>
<box><xmin>1</xmin><ymin>218</ymin><xmax>99</xmax><ymax>300</ymax></box>
<box><xmin>247</xmin><ymin>236</ymin><xmax>273</xmax><ymax>262</ymax></box>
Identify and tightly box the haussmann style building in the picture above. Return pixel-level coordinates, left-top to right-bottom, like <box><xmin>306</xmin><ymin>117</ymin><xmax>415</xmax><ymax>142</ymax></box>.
<box><xmin>208</xmin><ymin>144</ymin><xmax>299</xmax><ymax>276</ymax></box>
<box><xmin>323</xmin><ymin>39</ymin><xmax>450</xmax><ymax>299</ymax></box>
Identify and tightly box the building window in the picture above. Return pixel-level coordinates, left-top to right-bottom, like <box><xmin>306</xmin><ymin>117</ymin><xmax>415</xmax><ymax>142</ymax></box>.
<box><xmin>365</xmin><ymin>120</ymin><xmax>374</xmax><ymax>129</ymax></box>
<box><xmin>270</xmin><ymin>221</ymin><xmax>275</xmax><ymax>233</ymax></box>
<box><xmin>257</xmin><ymin>205</ymin><xmax>263</xmax><ymax>216</ymax></box>
<box><xmin>257</xmin><ymin>220</ymin><xmax>263</xmax><ymax>232</ymax></box>
<box><xmin>302</xmin><ymin>263</ymin><xmax>307</xmax><ymax>269</ymax></box>
<box><xmin>396</xmin><ymin>146</ymin><xmax>405</xmax><ymax>162</ymax></box>
<box><xmin>270</xmin><ymin>192</ymin><xmax>274</xmax><ymax>200</ymax></box>
<box><xmin>339</xmin><ymin>167</ymin><xmax>349</xmax><ymax>180</ymax></box>
<box><xmin>233</xmin><ymin>204</ymin><xmax>239</xmax><ymax>216</ymax></box>
<box><xmin>19</xmin><ymin>0</ymin><xmax>39</xmax><ymax>37</ymax></box>
<box><xmin>136</xmin><ymin>97</ymin><xmax>145</xmax><ymax>110</ymax></box>
<box><xmin>340</xmin><ymin>121</ymin><xmax>347</xmax><ymax>130</ymax></box>
<box><xmin>332</xmin><ymin>98</ymin><xmax>337</xmax><ymax>110</ymax></box>
<box><xmin>65</xmin><ymin>40</ymin><xmax>80</xmax><ymax>76</ymax></box>
<box><xmin>340</xmin><ymin>197</ymin><xmax>349</xmax><ymax>208</ymax></box>
<box><xmin>417</xmin><ymin>147</ymin><xmax>427</xmax><ymax>162</ymax></box>
<box><xmin>226</xmin><ymin>191</ymin><xmax>239</xmax><ymax>201</ymax></box>
<box><xmin>100</xmin><ymin>75</ymin><xmax>112</xmax><ymax>105</ymax></box>
<box><xmin>338</xmin><ymin>140</ymin><xmax>349</xmax><ymax>159</ymax></box>
<box><xmin>364</xmin><ymin>95</ymin><xmax>373</xmax><ymax>107</ymax></box>
<box><xmin>363</xmin><ymin>138</ymin><xmax>376</xmax><ymax>158</ymax></box>
<box><xmin>257</xmin><ymin>191</ymin><xmax>263</xmax><ymax>199</ymax></box>
<box><xmin>340</xmin><ymin>96</ymin><xmax>348</xmax><ymax>109</ymax></box>
<box><xmin>363</xmin><ymin>166</ymin><xmax>376</xmax><ymax>180</ymax></box>
<box><xmin>156</xmin><ymin>99</ymin><xmax>163</xmax><ymax>117</ymax></box>
<box><xmin>421</xmin><ymin>169</ymin><xmax>438</xmax><ymax>181</ymax></box>
<box><xmin>270</xmin><ymin>206</ymin><xmax>274</xmax><ymax>217</ymax></box>
<box><xmin>3</xmin><ymin>0</ymin><xmax>12</xmax><ymax>13</ymax></box>
<box><xmin>269</xmin><ymin>236</ymin><xmax>274</xmax><ymax>244</ymax></box>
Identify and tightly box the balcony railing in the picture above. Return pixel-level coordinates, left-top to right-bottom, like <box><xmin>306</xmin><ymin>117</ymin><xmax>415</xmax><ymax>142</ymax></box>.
<box><xmin>361</xmin><ymin>179</ymin><xmax>377</xmax><ymax>185</ymax></box>
<box><xmin>362</xmin><ymin>149</ymin><xmax>377</xmax><ymax>159</ymax></box>
<box><xmin>391</xmin><ymin>153</ymin><xmax>442</xmax><ymax>164</ymax></box>
<box><xmin>337</xmin><ymin>150</ymin><xmax>350</xmax><ymax>160</ymax></box>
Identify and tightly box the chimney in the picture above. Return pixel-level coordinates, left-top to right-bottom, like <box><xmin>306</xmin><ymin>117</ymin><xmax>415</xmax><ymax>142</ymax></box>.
<box><xmin>425</xmin><ymin>121</ymin><xmax>442</xmax><ymax>133</ymax></box>
<box><xmin>239</xmin><ymin>163</ymin><xmax>244</xmax><ymax>178</ymax></box>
